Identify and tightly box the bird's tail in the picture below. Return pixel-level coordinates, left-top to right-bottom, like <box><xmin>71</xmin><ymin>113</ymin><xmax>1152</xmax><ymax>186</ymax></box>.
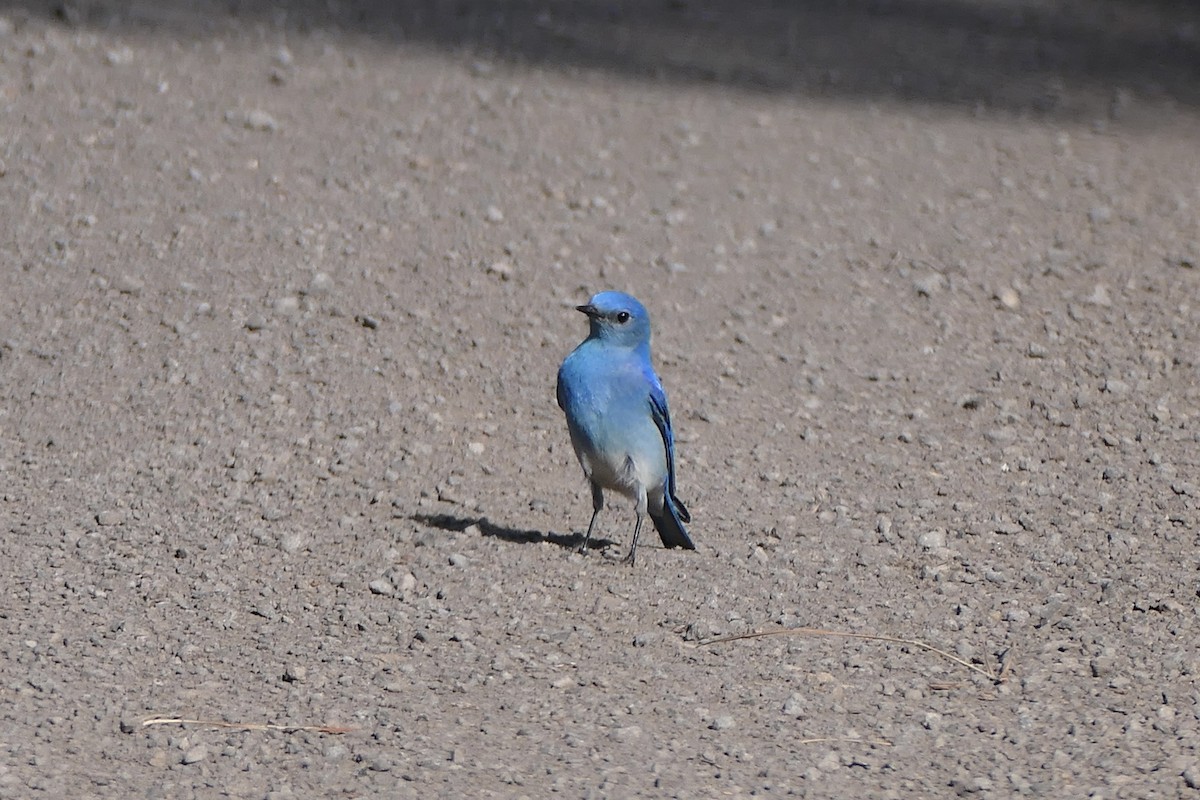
<box><xmin>650</xmin><ymin>495</ymin><xmax>696</xmax><ymax>550</ymax></box>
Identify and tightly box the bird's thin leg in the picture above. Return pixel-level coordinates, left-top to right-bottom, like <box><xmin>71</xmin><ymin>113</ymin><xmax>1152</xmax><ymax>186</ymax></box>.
<box><xmin>623</xmin><ymin>486</ymin><xmax>649</xmax><ymax>566</ymax></box>
<box><xmin>579</xmin><ymin>483</ymin><xmax>604</xmax><ymax>553</ymax></box>
<box><xmin>622</xmin><ymin>514</ymin><xmax>644</xmax><ymax>566</ymax></box>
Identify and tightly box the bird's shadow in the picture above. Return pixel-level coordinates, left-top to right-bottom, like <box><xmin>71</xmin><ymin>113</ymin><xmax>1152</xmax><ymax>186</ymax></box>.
<box><xmin>412</xmin><ymin>513</ymin><xmax>618</xmax><ymax>551</ymax></box>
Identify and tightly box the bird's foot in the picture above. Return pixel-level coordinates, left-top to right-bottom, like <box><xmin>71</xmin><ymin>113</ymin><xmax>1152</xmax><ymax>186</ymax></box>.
<box><xmin>621</xmin><ymin>549</ymin><xmax>637</xmax><ymax>566</ymax></box>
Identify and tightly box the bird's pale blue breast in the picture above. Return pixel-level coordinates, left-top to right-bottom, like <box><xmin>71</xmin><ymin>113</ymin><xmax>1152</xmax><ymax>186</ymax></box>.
<box><xmin>557</xmin><ymin>341</ymin><xmax>661</xmax><ymax>449</ymax></box>
<box><xmin>557</xmin><ymin>340</ymin><xmax>622</xmax><ymax>420</ymax></box>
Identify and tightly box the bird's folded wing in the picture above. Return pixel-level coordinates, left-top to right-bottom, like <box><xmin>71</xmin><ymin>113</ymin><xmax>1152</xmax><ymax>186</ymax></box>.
<box><xmin>555</xmin><ymin>370</ymin><xmax>567</xmax><ymax>411</ymax></box>
<box><xmin>648</xmin><ymin>387</ymin><xmax>691</xmax><ymax>523</ymax></box>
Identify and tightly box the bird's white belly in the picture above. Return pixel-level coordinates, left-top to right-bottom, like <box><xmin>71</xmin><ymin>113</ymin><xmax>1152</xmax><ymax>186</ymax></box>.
<box><xmin>574</xmin><ymin>428</ymin><xmax>666</xmax><ymax>500</ymax></box>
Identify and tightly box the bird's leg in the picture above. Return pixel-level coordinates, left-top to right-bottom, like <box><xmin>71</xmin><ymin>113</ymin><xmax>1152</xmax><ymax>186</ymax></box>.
<box><xmin>622</xmin><ymin>514</ymin><xmax>643</xmax><ymax>566</ymax></box>
<box><xmin>579</xmin><ymin>483</ymin><xmax>604</xmax><ymax>553</ymax></box>
<box><xmin>623</xmin><ymin>486</ymin><xmax>649</xmax><ymax>566</ymax></box>
<box><xmin>580</xmin><ymin>509</ymin><xmax>601</xmax><ymax>554</ymax></box>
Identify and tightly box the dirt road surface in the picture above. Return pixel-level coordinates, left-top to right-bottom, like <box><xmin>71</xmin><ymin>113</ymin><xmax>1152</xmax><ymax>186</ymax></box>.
<box><xmin>2</xmin><ymin>1</ymin><xmax>1199</xmax><ymax>797</ymax></box>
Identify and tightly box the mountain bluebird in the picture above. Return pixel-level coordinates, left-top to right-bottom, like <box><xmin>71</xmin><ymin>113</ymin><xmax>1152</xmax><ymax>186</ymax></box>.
<box><xmin>556</xmin><ymin>291</ymin><xmax>696</xmax><ymax>565</ymax></box>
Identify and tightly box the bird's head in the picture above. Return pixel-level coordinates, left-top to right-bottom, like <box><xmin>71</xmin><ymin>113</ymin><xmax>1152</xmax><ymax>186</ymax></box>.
<box><xmin>576</xmin><ymin>291</ymin><xmax>652</xmax><ymax>348</ymax></box>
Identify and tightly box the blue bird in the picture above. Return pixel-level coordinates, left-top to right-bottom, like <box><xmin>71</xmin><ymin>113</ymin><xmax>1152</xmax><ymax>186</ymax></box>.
<box><xmin>556</xmin><ymin>291</ymin><xmax>696</xmax><ymax>564</ymax></box>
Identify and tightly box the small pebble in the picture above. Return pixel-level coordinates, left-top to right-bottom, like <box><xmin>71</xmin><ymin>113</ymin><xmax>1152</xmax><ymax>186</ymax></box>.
<box><xmin>918</xmin><ymin>529</ymin><xmax>947</xmax><ymax>550</ymax></box>
<box><xmin>611</xmin><ymin>725</ymin><xmax>641</xmax><ymax>742</ymax></box>
<box><xmin>115</xmin><ymin>275</ymin><xmax>144</xmax><ymax>296</ymax></box>
<box><xmin>448</xmin><ymin>553</ymin><xmax>468</xmax><ymax>568</ymax></box>
<box><xmin>984</xmin><ymin>428</ymin><xmax>1017</xmax><ymax>445</ymax></box>
<box><xmin>969</xmin><ymin>776</ymin><xmax>995</xmax><ymax>792</ymax></box>
<box><xmin>368</xmin><ymin>578</ymin><xmax>395</xmax><ymax>596</ymax></box>
<box><xmin>96</xmin><ymin>509</ymin><xmax>126</xmax><ymax>526</ymax></box>
<box><xmin>279</xmin><ymin>532</ymin><xmax>307</xmax><ymax>554</ymax></box>
<box><xmin>307</xmin><ymin>272</ymin><xmax>334</xmax><ymax>295</ymax></box>
<box><xmin>181</xmin><ymin>745</ymin><xmax>208</xmax><ymax>765</ymax></box>
<box><xmin>484</xmin><ymin>205</ymin><xmax>504</xmax><ymax>223</ymax></box>
<box><xmin>252</xmin><ymin>603</ymin><xmax>277</xmax><ymax>621</ymax></box>
<box><xmin>997</xmin><ymin>287</ymin><xmax>1020</xmax><ymax>309</ymax></box>
<box><xmin>914</xmin><ymin>273</ymin><xmax>946</xmax><ymax>297</ymax></box>
<box><xmin>1103</xmin><ymin>378</ymin><xmax>1129</xmax><ymax>396</ymax></box>
<box><xmin>1088</xmin><ymin>284</ymin><xmax>1113</xmax><ymax>307</ymax></box>
<box><xmin>105</xmin><ymin>46</ymin><xmax>133</xmax><ymax>66</ymax></box>
<box><xmin>486</xmin><ymin>261</ymin><xmax>513</xmax><ymax>280</ymax></box>
<box><xmin>282</xmin><ymin>664</ymin><xmax>307</xmax><ymax>683</ymax></box>
<box><xmin>709</xmin><ymin>715</ymin><xmax>735</xmax><ymax>731</ymax></box>
<box><xmin>243</xmin><ymin>109</ymin><xmax>279</xmax><ymax>132</ymax></box>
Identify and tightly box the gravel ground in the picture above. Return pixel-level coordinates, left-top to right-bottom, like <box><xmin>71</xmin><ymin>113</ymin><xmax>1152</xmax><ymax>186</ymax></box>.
<box><xmin>2</xmin><ymin>1</ymin><xmax>1200</xmax><ymax>798</ymax></box>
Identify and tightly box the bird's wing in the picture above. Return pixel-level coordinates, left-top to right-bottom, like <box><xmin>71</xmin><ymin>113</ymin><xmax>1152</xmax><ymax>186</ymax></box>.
<box><xmin>555</xmin><ymin>366</ymin><xmax>567</xmax><ymax>411</ymax></box>
<box><xmin>647</xmin><ymin>376</ymin><xmax>691</xmax><ymax>523</ymax></box>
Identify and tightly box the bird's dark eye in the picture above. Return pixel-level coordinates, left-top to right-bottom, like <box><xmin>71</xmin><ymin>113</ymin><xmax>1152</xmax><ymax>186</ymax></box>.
<box><xmin>616</xmin><ymin>311</ymin><xmax>631</xmax><ymax>324</ymax></box>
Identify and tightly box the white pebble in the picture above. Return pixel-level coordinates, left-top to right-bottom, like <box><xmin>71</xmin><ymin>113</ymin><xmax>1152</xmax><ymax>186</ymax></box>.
<box><xmin>918</xmin><ymin>529</ymin><xmax>947</xmax><ymax>550</ymax></box>
<box><xmin>105</xmin><ymin>46</ymin><xmax>134</xmax><ymax>66</ymax></box>
<box><xmin>486</xmin><ymin>261</ymin><xmax>513</xmax><ymax>280</ymax></box>
<box><xmin>709</xmin><ymin>715</ymin><xmax>735</xmax><ymax>731</ymax></box>
<box><xmin>914</xmin><ymin>273</ymin><xmax>946</xmax><ymax>297</ymax></box>
<box><xmin>181</xmin><ymin>745</ymin><xmax>208</xmax><ymax>765</ymax></box>
<box><xmin>279</xmin><ymin>532</ymin><xmax>307</xmax><ymax>554</ymax></box>
<box><xmin>368</xmin><ymin>578</ymin><xmax>395</xmax><ymax>596</ymax></box>
<box><xmin>996</xmin><ymin>287</ymin><xmax>1020</xmax><ymax>310</ymax></box>
<box><xmin>96</xmin><ymin>509</ymin><xmax>126</xmax><ymax>526</ymax></box>
<box><xmin>307</xmin><ymin>272</ymin><xmax>334</xmax><ymax>295</ymax></box>
<box><xmin>243</xmin><ymin>109</ymin><xmax>279</xmax><ymax>132</ymax></box>
<box><xmin>1087</xmin><ymin>284</ymin><xmax>1112</xmax><ymax>307</ymax></box>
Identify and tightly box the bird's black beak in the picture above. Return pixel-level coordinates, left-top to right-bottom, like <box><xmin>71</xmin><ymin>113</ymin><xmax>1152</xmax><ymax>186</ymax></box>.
<box><xmin>576</xmin><ymin>303</ymin><xmax>598</xmax><ymax>318</ymax></box>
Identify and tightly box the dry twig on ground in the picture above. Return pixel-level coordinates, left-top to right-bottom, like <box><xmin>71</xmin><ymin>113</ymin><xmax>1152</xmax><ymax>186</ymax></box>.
<box><xmin>142</xmin><ymin>717</ymin><xmax>353</xmax><ymax>734</ymax></box>
<box><xmin>702</xmin><ymin>627</ymin><xmax>1009</xmax><ymax>683</ymax></box>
